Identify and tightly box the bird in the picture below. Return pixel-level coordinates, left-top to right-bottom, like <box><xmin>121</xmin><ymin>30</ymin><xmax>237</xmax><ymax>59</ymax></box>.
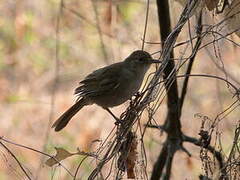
<box><xmin>52</xmin><ymin>50</ymin><xmax>160</xmax><ymax>131</ymax></box>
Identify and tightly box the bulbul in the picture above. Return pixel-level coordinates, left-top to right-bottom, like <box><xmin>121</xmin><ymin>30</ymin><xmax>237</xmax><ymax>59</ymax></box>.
<box><xmin>52</xmin><ymin>50</ymin><xmax>160</xmax><ymax>131</ymax></box>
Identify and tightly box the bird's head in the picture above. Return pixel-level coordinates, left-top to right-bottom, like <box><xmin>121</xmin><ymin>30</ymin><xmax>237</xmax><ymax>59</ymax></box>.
<box><xmin>124</xmin><ymin>50</ymin><xmax>160</xmax><ymax>73</ymax></box>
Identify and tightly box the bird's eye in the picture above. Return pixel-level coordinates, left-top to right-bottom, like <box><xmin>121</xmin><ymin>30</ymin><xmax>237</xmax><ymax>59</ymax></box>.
<box><xmin>138</xmin><ymin>58</ymin><xmax>145</xmax><ymax>62</ymax></box>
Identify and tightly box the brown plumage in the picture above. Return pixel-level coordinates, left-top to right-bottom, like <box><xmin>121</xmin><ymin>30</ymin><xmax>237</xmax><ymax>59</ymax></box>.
<box><xmin>52</xmin><ymin>50</ymin><xmax>160</xmax><ymax>131</ymax></box>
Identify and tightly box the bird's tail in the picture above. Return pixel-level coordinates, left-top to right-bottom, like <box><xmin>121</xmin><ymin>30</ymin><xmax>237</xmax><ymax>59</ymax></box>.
<box><xmin>52</xmin><ymin>98</ymin><xmax>88</xmax><ymax>131</ymax></box>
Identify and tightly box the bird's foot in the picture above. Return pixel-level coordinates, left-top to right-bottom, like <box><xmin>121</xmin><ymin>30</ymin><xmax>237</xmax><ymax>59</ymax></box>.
<box><xmin>133</xmin><ymin>92</ymin><xmax>141</xmax><ymax>98</ymax></box>
<box><xmin>114</xmin><ymin>118</ymin><xmax>122</xmax><ymax>126</ymax></box>
<box><xmin>129</xmin><ymin>92</ymin><xmax>142</xmax><ymax>107</ymax></box>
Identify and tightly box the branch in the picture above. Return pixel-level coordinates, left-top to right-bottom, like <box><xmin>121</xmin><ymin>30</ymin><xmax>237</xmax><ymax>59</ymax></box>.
<box><xmin>151</xmin><ymin>143</ymin><xmax>168</xmax><ymax>180</ymax></box>
<box><xmin>0</xmin><ymin>141</ymin><xmax>32</xmax><ymax>180</ymax></box>
<box><xmin>179</xmin><ymin>12</ymin><xmax>202</xmax><ymax>109</ymax></box>
<box><xmin>151</xmin><ymin>0</ymin><xmax>199</xmax><ymax>179</ymax></box>
<box><xmin>0</xmin><ymin>136</ymin><xmax>74</xmax><ymax>177</ymax></box>
<box><xmin>183</xmin><ymin>135</ymin><xmax>226</xmax><ymax>177</ymax></box>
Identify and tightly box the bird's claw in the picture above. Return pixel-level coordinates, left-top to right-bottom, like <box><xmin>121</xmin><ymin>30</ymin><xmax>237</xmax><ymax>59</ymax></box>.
<box><xmin>114</xmin><ymin>118</ymin><xmax>122</xmax><ymax>125</ymax></box>
<box><xmin>133</xmin><ymin>91</ymin><xmax>141</xmax><ymax>98</ymax></box>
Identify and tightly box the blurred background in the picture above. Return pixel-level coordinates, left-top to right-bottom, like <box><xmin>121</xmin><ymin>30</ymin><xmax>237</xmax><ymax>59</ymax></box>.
<box><xmin>0</xmin><ymin>0</ymin><xmax>240</xmax><ymax>179</ymax></box>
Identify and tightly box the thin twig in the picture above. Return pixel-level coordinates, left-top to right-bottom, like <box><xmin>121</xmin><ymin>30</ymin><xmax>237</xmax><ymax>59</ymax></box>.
<box><xmin>0</xmin><ymin>137</ymin><xmax>74</xmax><ymax>177</ymax></box>
<box><xmin>183</xmin><ymin>134</ymin><xmax>226</xmax><ymax>177</ymax></box>
<box><xmin>73</xmin><ymin>155</ymin><xmax>88</xmax><ymax>180</ymax></box>
<box><xmin>179</xmin><ymin>11</ymin><xmax>202</xmax><ymax>109</ymax></box>
<box><xmin>141</xmin><ymin>0</ymin><xmax>150</xmax><ymax>50</ymax></box>
<box><xmin>0</xmin><ymin>141</ymin><xmax>32</xmax><ymax>180</ymax></box>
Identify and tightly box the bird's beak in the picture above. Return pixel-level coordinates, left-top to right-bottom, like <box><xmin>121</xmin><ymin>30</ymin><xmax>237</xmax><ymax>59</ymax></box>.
<box><xmin>149</xmin><ymin>58</ymin><xmax>161</xmax><ymax>64</ymax></box>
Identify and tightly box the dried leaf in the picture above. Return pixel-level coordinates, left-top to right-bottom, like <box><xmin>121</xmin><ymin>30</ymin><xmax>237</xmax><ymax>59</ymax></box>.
<box><xmin>126</xmin><ymin>133</ymin><xmax>137</xmax><ymax>179</ymax></box>
<box><xmin>45</xmin><ymin>147</ymin><xmax>74</xmax><ymax>167</ymax></box>
<box><xmin>117</xmin><ymin>131</ymin><xmax>137</xmax><ymax>178</ymax></box>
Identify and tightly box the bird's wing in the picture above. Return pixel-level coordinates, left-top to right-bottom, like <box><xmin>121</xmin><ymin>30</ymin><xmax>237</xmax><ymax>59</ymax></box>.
<box><xmin>75</xmin><ymin>63</ymin><xmax>121</xmax><ymax>97</ymax></box>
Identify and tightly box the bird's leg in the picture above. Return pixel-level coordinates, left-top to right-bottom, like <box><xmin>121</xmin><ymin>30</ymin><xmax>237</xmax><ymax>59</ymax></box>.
<box><xmin>104</xmin><ymin>108</ymin><xmax>121</xmax><ymax>125</ymax></box>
